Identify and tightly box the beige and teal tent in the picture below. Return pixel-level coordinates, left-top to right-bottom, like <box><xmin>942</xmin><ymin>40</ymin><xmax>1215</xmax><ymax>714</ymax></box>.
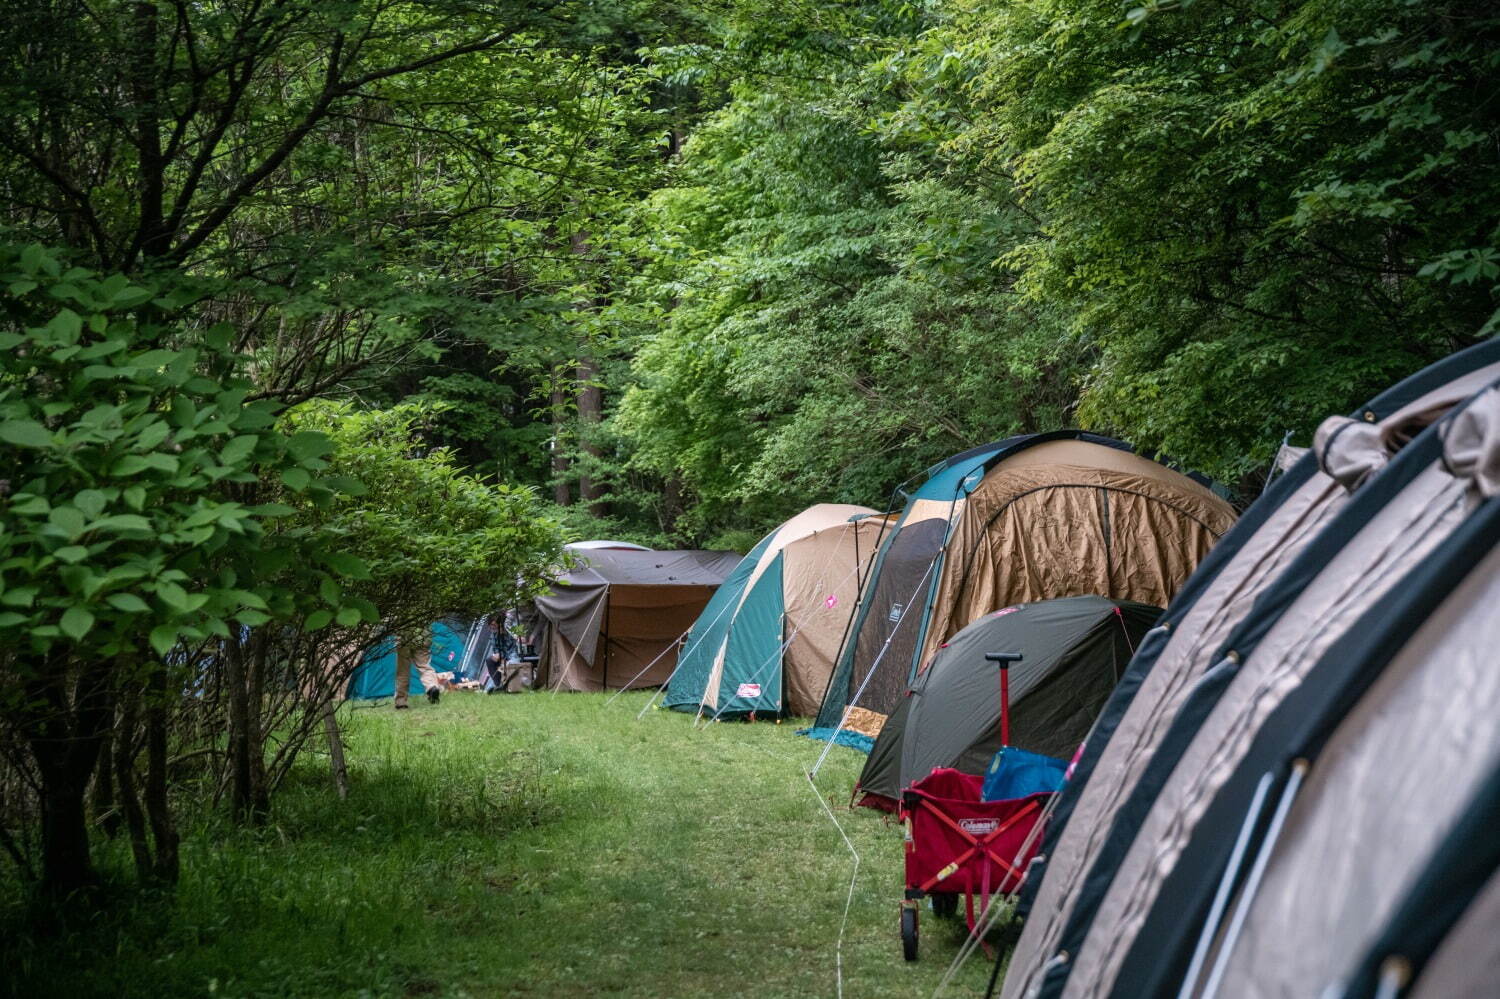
<box><xmin>664</xmin><ymin>504</ymin><xmax>886</xmax><ymax>718</ymax></box>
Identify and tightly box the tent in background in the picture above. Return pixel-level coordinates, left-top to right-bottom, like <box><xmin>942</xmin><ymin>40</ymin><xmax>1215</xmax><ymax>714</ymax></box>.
<box><xmin>567</xmin><ymin>539</ymin><xmax>651</xmax><ymax>551</ymax></box>
<box><xmin>1000</xmin><ymin>340</ymin><xmax>1500</xmax><ymax>999</ymax></box>
<box><xmin>855</xmin><ymin>596</ymin><xmax>1159</xmax><ymax>809</ymax></box>
<box><xmin>533</xmin><ymin>548</ymin><xmax>741</xmax><ymax>692</ymax></box>
<box><xmin>663</xmin><ymin>504</ymin><xmax>885</xmax><ymax>718</ymax></box>
<box><xmin>347</xmin><ymin>619</ymin><xmax>473</xmax><ymax>699</ymax></box>
<box><xmin>814</xmin><ymin>432</ymin><xmax>1235</xmax><ymax>738</ymax></box>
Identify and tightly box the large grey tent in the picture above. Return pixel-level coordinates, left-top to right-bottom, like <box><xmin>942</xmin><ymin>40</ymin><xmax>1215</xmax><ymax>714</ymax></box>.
<box><xmin>533</xmin><ymin>547</ymin><xmax>740</xmax><ymax>692</ymax></box>
<box><xmin>999</xmin><ymin>338</ymin><xmax>1500</xmax><ymax>999</ymax></box>
<box><xmin>855</xmin><ymin>597</ymin><xmax>1159</xmax><ymax>808</ymax></box>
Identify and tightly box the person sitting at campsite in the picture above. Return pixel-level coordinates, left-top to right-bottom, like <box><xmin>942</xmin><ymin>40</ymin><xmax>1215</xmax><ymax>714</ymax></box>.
<box><xmin>485</xmin><ymin>613</ymin><xmax>526</xmax><ymax>691</ymax></box>
<box><xmin>393</xmin><ymin>630</ymin><xmax>442</xmax><ymax>708</ymax></box>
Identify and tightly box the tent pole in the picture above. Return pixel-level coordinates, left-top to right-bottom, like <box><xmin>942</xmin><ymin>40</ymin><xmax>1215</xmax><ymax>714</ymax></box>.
<box><xmin>1001</xmin><ymin>666</ymin><xmax>1010</xmax><ymax>746</ymax></box>
<box><xmin>601</xmin><ymin>584</ymin><xmax>610</xmax><ymax>691</ymax></box>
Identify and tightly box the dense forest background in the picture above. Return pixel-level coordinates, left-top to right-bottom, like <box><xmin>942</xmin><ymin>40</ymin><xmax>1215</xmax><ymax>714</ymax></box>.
<box><xmin>4</xmin><ymin>0</ymin><xmax>1497</xmax><ymax>550</ymax></box>
<box><xmin>0</xmin><ymin>0</ymin><xmax>1493</xmax><ymax>937</ymax></box>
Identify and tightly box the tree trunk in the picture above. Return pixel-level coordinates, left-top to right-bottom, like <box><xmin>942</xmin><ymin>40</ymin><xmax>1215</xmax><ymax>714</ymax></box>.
<box><xmin>569</xmin><ymin>228</ymin><xmax>607</xmax><ymax>518</ymax></box>
<box><xmin>551</xmin><ymin>368</ymin><xmax>572</xmax><ymax>506</ymax></box>
<box><xmin>39</xmin><ymin>775</ymin><xmax>96</xmax><ymax>898</ymax></box>
<box><xmin>323</xmin><ymin>704</ymin><xmax>349</xmax><ymax>800</ymax></box>
<box><xmin>576</xmin><ymin>357</ymin><xmax>607</xmax><ymax>518</ymax></box>
<box><xmin>113</xmin><ymin>693</ymin><xmax>153</xmax><ymax>881</ymax></box>
<box><xmin>223</xmin><ymin>634</ymin><xmax>255</xmax><ymax>822</ymax></box>
<box><xmin>24</xmin><ymin>654</ymin><xmax>115</xmax><ymax>898</ymax></box>
<box><xmin>90</xmin><ymin>722</ymin><xmax>121</xmax><ymax>840</ymax></box>
<box><xmin>144</xmin><ymin>663</ymin><xmax>179</xmax><ymax>883</ymax></box>
<box><xmin>246</xmin><ymin>631</ymin><xmax>270</xmax><ymax>818</ymax></box>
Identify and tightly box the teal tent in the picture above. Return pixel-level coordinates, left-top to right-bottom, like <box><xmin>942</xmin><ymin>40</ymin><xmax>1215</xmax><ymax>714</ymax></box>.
<box><xmin>663</xmin><ymin>504</ymin><xmax>884</xmax><ymax>718</ymax></box>
<box><xmin>347</xmin><ymin>620</ymin><xmax>474</xmax><ymax>699</ymax></box>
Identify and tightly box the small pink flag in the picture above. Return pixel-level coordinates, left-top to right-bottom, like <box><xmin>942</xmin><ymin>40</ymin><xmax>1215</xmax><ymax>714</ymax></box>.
<box><xmin>824</xmin><ymin>594</ymin><xmax>838</xmax><ymax>609</ymax></box>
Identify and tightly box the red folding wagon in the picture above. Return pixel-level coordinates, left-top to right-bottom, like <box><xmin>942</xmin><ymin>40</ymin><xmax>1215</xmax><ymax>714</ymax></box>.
<box><xmin>898</xmin><ymin>768</ymin><xmax>1048</xmax><ymax>960</ymax></box>
<box><xmin>896</xmin><ymin>650</ymin><xmax>1050</xmax><ymax>961</ymax></box>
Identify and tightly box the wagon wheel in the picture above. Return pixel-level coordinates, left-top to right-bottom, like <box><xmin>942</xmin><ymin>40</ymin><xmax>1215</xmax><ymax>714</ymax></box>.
<box><xmin>901</xmin><ymin>905</ymin><xmax>919</xmax><ymax>961</ymax></box>
<box><xmin>931</xmin><ymin>892</ymin><xmax>959</xmax><ymax>919</ymax></box>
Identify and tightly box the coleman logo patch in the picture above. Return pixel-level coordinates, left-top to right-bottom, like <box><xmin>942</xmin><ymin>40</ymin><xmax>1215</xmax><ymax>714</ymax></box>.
<box><xmin>888</xmin><ymin>603</ymin><xmax>904</xmax><ymax>623</ymax></box>
<box><xmin>959</xmin><ymin>817</ymin><xmax>999</xmax><ymax>836</ymax></box>
<box><xmin>736</xmin><ymin>683</ymin><xmax>762</xmax><ymax>698</ymax></box>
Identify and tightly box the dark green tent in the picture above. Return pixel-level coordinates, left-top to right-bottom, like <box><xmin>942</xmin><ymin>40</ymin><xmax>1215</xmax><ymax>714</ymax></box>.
<box><xmin>855</xmin><ymin>596</ymin><xmax>1160</xmax><ymax>809</ymax></box>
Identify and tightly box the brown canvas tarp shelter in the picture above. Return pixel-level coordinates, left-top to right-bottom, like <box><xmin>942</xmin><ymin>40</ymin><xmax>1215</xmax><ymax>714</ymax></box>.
<box><xmin>999</xmin><ymin>340</ymin><xmax>1500</xmax><ymax>999</ymax></box>
<box><xmin>533</xmin><ymin>547</ymin><xmax>740</xmax><ymax>692</ymax></box>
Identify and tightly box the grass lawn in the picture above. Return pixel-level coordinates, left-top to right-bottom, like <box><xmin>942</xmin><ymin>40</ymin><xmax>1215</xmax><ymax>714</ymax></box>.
<box><xmin>1</xmin><ymin>691</ymin><xmax>1000</xmax><ymax>998</ymax></box>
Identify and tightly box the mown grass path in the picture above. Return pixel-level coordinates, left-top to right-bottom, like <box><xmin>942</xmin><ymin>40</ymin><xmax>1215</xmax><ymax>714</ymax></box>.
<box><xmin>4</xmin><ymin>692</ymin><xmax>997</xmax><ymax>997</ymax></box>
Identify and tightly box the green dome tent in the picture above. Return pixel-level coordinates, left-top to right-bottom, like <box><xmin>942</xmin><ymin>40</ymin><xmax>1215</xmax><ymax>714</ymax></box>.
<box><xmin>855</xmin><ymin>596</ymin><xmax>1160</xmax><ymax>809</ymax></box>
<box><xmin>663</xmin><ymin>504</ymin><xmax>885</xmax><ymax>718</ymax></box>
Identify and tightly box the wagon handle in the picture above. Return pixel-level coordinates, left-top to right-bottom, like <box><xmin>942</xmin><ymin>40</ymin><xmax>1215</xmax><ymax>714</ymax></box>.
<box><xmin>984</xmin><ymin>652</ymin><xmax>1023</xmax><ymax>747</ymax></box>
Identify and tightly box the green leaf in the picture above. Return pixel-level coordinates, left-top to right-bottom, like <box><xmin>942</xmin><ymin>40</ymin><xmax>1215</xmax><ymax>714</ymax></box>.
<box><xmin>10</xmin><ymin>495</ymin><xmax>50</xmax><ymax>516</ymax></box>
<box><xmin>106</xmin><ymin>592</ymin><xmax>151</xmax><ymax>613</ymax></box>
<box><xmin>235</xmin><ymin>609</ymin><xmax>272</xmax><ymax>626</ymax></box>
<box><xmin>1</xmin><ymin>587</ymin><xmax>38</xmax><ymax>608</ymax></box>
<box><xmin>112</xmin><ymin>455</ymin><xmax>152</xmax><ymax>476</ymax></box>
<box><xmin>220</xmin><ymin>435</ymin><xmax>260</xmax><ymax>466</ymax></box>
<box><xmin>335</xmin><ymin>606</ymin><xmax>362</xmax><ymax>627</ymax></box>
<box><xmin>53</xmin><ymin>545</ymin><xmax>89</xmax><ymax>563</ymax></box>
<box><xmin>110</xmin><ymin>284</ymin><xmax>154</xmax><ymax>308</ymax></box>
<box><xmin>0</xmin><ymin>420</ymin><xmax>53</xmax><ymax>448</ymax></box>
<box><xmin>287</xmin><ymin>431</ymin><xmax>333</xmax><ymax>462</ymax></box>
<box><xmin>304</xmin><ymin>609</ymin><xmax>334</xmax><ymax>631</ymax></box>
<box><xmin>59</xmin><ymin>606</ymin><xmax>95</xmax><ymax>640</ymax></box>
<box><xmin>0</xmin><ymin>612</ymin><xmax>28</xmax><ymax>628</ymax></box>
<box><xmin>321</xmin><ymin>475</ymin><xmax>367</xmax><ymax>497</ymax></box>
<box><xmin>74</xmin><ymin>489</ymin><xmax>107</xmax><ymax>518</ymax></box>
<box><xmin>113</xmin><ymin>452</ymin><xmax>178</xmax><ymax>476</ymax></box>
<box><xmin>281</xmin><ymin>467</ymin><xmax>311</xmax><ymax>491</ymax></box>
<box><xmin>323</xmin><ymin>552</ymin><xmax>371</xmax><ymax>580</ymax></box>
<box><xmin>149</xmin><ymin>624</ymin><xmax>179</xmax><ymax>656</ymax></box>
<box><xmin>123</xmin><ymin>486</ymin><xmax>147</xmax><ymax>510</ymax></box>
<box><xmin>46</xmin><ymin>308</ymin><xmax>83</xmax><ymax>343</ymax></box>
<box><xmin>156</xmin><ymin>580</ymin><xmax>190</xmax><ymax>611</ymax></box>
<box><xmin>89</xmin><ymin>514</ymin><xmax>152</xmax><ymax>534</ymax></box>
<box><xmin>47</xmin><ymin>506</ymin><xmax>87</xmax><ymax>538</ymax></box>
<box><xmin>226</xmin><ymin>589</ymin><xmax>269</xmax><ymax>610</ymax></box>
<box><xmin>319</xmin><ymin>577</ymin><xmax>342</xmax><ymax>604</ymax></box>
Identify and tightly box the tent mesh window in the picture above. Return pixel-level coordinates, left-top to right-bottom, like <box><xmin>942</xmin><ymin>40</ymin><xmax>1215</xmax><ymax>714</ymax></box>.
<box><xmin>841</xmin><ymin>518</ymin><xmax>948</xmax><ymax>722</ymax></box>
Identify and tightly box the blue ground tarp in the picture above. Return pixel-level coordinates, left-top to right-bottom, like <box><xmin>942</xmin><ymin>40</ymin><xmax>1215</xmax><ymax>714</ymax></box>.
<box><xmin>797</xmin><ymin>726</ymin><xmax>876</xmax><ymax>755</ymax></box>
